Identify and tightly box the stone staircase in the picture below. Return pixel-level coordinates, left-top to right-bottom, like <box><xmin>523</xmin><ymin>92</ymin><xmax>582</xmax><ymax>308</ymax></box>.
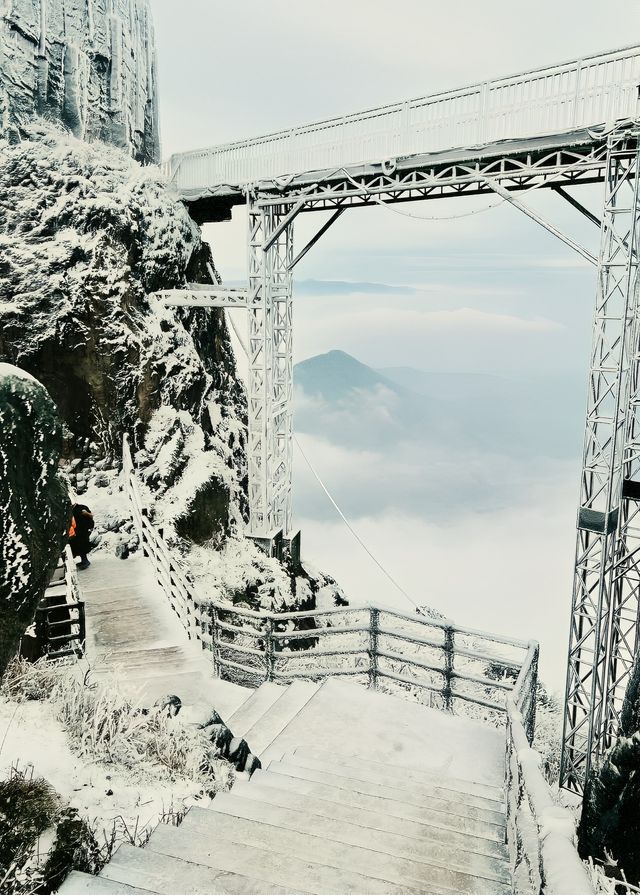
<box><xmin>59</xmin><ymin>678</ymin><xmax>513</xmax><ymax>894</ymax></box>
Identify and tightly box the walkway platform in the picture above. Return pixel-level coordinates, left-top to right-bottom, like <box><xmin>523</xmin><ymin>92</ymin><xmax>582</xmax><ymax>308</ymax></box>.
<box><xmin>81</xmin><ymin>554</ymin><xmax>250</xmax><ymax>722</ymax></box>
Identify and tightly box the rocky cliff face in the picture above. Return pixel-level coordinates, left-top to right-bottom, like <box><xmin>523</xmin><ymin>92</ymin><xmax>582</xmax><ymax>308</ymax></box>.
<box><xmin>0</xmin><ymin>123</ymin><xmax>247</xmax><ymax>544</ymax></box>
<box><xmin>0</xmin><ymin>364</ymin><xmax>69</xmax><ymax>675</ymax></box>
<box><xmin>0</xmin><ymin>0</ymin><xmax>159</xmax><ymax>164</ymax></box>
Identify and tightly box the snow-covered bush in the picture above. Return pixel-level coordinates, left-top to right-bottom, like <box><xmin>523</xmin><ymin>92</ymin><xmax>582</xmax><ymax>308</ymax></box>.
<box><xmin>580</xmin><ymin>654</ymin><xmax>640</xmax><ymax>886</ymax></box>
<box><xmin>0</xmin><ymin>766</ymin><xmax>101</xmax><ymax>895</ymax></box>
<box><xmin>533</xmin><ymin>685</ymin><xmax>562</xmax><ymax>786</ymax></box>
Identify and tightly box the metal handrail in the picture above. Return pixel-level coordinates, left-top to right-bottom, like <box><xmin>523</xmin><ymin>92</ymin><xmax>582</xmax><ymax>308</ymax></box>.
<box><xmin>164</xmin><ymin>44</ymin><xmax>640</xmax><ymax>191</ymax></box>
<box><xmin>505</xmin><ymin>642</ymin><xmax>595</xmax><ymax>894</ymax></box>
<box><xmin>122</xmin><ymin>435</ymin><xmax>530</xmax><ymax>711</ymax></box>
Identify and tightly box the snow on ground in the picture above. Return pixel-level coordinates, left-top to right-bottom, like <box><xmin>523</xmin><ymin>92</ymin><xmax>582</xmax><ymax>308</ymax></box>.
<box><xmin>0</xmin><ymin>698</ymin><xmax>206</xmax><ymax>844</ymax></box>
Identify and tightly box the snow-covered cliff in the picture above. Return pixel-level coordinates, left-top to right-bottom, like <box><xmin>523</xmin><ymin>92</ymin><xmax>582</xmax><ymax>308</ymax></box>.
<box><xmin>0</xmin><ymin>122</ymin><xmax>247</xmax><ymax>545</ymax></box>
<box><xmin>0</xmin><ymin>0</ymin><xmax>159</xmax><ymax>163</ymax></box>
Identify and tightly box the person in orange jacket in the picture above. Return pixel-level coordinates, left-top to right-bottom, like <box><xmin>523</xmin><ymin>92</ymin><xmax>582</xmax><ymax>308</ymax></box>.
<box><xmin>69</xmin><ymin>503</ymin><xmax>94</xmax><ymax>570</ymax></box>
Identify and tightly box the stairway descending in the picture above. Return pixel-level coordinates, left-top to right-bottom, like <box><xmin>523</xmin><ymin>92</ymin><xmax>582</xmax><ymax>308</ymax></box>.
<box><xmin>59</xmin><ymin>678</ymin><xmax>512</xmax><ymax>894</ymax></box>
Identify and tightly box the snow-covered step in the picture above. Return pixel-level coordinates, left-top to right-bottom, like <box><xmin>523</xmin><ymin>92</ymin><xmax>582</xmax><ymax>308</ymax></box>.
<box><xmin>145</xmin><ymin>822</ymin><xmax>435</xmax><ymax>895</ymax></box>
<box><xmin>180</xmin><ymin>806</ymin><xmax>510</xmax><ymax>894</ymax></box>
<box><xmin>226</xmin><ymin>681</ymin><xmax>285</xmax><ymax>738</ymax></box>
<box><xmin>231</xmin><ymin>777</ymin><xmax>508</xmax><ymax>860</ymax></box>
<box><xmin>276</xmin><ymin>753</ymin><xmax>505</xmax><ymax>814</ymax></box>
<box><xmin>285</xmin><ymin>747</ymin><xmax>505</xmax><ymax>804</ymax></box>
<box><xmin>242</xmin><ymin>681</ymin><xmax>321</xmax><ymax>756</ymax></box>
<box><xmin>266</xmin><ymin>761</ymin><xmax>506</xmax><ymax>829</ymax></box>
<box><xmin>57</xmin><ymin>871</ymin><xmax>148</xmax><ymax>894</ymax></box>
<box><xmin>100</xmin><ymin>842</ymin><xmax>301</xmax><ymax>894</ymax></box>
<box><xmin>250</xmin><ymin>768</ymin><xmax>505</xmax><ymax>842</ymax></box>
<box><xmin>202</xmin><ymin>791</ymin><xmax>511</xmax><ymax>884</ymax></box>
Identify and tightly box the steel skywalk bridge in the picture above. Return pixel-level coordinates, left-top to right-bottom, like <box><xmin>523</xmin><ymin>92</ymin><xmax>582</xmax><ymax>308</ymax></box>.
<box><xmin>156</xmin><ymin>44</ymin><xmax>640</xmax><ymax>799</ymax></box>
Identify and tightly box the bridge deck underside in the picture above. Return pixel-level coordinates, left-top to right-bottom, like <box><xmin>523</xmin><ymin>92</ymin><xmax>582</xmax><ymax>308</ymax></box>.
<box><xmin>184</xmin><ymin>128</ymin><xmax>611</xmax><ymax>223</ymax></box>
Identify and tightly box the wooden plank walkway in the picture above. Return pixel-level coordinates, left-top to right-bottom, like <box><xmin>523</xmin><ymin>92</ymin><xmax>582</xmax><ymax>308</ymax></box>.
<box><xmin>80</xmin><ymin>555</ymin><xmax>250</xmax><ymax>723</ymax></box>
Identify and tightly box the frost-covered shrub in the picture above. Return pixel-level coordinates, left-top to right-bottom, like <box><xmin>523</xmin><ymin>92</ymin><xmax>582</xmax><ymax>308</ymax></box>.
<box><xmin>0</xmin><ymin>767</ymin><xmax>102</xmax><ymax>895</ymax></box>
<box><xmin>580</xmin><ymin>654</ymin><xmax>640</xmax><ymax>886</ymax></box>
<box><xmin>533</xmin><ymin>685</ymin><xmax>562</xmax><ymax>786</ymax></box>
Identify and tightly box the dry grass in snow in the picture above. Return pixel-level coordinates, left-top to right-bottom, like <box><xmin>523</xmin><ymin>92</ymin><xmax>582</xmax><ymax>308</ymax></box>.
<box><xmin>0</xmin><ymin>657</ymin><xmax>234</xmax><ymax>889</ymax></box>
<box><xmin>1</xmin><ymin>658</ymin><xmax>233</xmax><ymax>792</ymax></box>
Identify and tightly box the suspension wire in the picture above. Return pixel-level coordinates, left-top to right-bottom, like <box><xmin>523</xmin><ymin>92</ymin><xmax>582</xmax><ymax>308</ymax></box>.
<box><xmin>293</xmin><ymin>434</ymin><xmax>422</xmax><ymax>614</ymax></box>
<box><xmin>226</xmin><ymin>308</ymin><xmax>250</xmax><ymax>357</ymax></box>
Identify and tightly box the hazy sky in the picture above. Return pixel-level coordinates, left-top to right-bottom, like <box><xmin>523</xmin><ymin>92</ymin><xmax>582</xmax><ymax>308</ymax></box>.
<box><xmin>148</xmin><ymin>1</ymin><xmax>640</xmax><ymax>690</ymax></box>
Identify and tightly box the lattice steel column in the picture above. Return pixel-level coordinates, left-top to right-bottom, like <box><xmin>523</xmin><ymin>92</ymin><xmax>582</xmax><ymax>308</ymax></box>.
<box><xmin>561</xmin><ymin>132</ymin><xmax>640</xmax><ymax>794</ymax></box>
<box><xmin>246</xmin><ymin>196</ymin><xmax>295</xmax><ymax>539</ymax></box>
<box><xmin>605</xmin><ymin>150</ymin><xmax>640</xmax><ymax>744</ymax></box>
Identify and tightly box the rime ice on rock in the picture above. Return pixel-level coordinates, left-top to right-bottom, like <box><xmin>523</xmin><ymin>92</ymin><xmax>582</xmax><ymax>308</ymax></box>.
<box><xmin>0</xmin><ymin>364</ymin><xmax>69</xmax><ymax>674</ymax></box>
<box><xmin>0</xmin><ymin>0</ymin><xmax>159</xmax><ymax>164</ymax></box>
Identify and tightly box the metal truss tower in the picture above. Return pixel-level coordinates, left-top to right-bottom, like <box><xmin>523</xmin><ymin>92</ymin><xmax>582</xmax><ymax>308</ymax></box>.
<box><xmin>561</xmin><ymin>131</ymin><xmax>640</xmax><ymax>794</ymax></box>
<box><xmin>246</xmin><ymin>198</ymin><xmax>295</xmax><ymax>541</ymax></box>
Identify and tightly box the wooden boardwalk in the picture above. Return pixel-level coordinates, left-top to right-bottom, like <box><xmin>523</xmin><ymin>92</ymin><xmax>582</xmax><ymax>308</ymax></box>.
<box><xmin>80</xmin><ymin>554</ymin><xmax>249</xmax><ymax>723</ymax></box>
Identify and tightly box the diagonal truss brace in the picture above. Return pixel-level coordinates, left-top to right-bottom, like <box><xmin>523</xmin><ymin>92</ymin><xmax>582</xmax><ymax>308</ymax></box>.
<box><xmin>479</xmin><ymin>176</ymin><xmax>597</xmax><ymax>266</ymax></box>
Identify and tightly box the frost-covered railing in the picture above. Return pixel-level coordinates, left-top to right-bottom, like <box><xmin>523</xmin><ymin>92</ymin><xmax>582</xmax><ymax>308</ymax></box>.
<box><xmin>35</xmin><ymin>546</ymin><xmax>86</xmax><ymax>659</ymax></box>
<box><xmin>123</xmin><ymin>436</ymin><xmax>534</xmax><ymax>721</ymax></box>
<box><xmin>164</xmin><ymin>45</ymin><xmax>640</xmax><ymax>192</ymax></box>
<box><xmin>506</xmin><ymin>650</ymin><xmax>595</xmax><ymax>894</ymax></box>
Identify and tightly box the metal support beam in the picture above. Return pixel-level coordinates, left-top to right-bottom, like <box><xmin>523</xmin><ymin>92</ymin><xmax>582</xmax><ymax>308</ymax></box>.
<box><xmin>561</xmin><ymin>131</ymin><xmax>640</xmax><ymax>795</ymax></box>
<box><xmin>553</xmin><ymin>186</ymin><xmax>602</xmax><ymax>228</ymax></box>
<box><xmin>479</xmin><ymin>176</ymin><xmax>597</xmax><ymax>266</ymax></box>
<box><xmin>289</xmin><ymin>208</ymin><xmax>345</xmax><ymax>271</ymax></box>
<box><xmin>154</xmin><ymin>288</ymin><xmax>251</xmax><ymax>308</ymax></box>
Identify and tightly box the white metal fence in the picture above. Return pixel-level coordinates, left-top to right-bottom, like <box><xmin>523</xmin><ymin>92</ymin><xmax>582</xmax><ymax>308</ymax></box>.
<box><xmin>165</xmin><ymin>45</ymin><xmax>640</xmax><ymax>192</ymax></box>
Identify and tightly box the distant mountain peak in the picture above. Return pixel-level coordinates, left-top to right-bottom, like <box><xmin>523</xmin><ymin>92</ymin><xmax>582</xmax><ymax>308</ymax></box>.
<box><xmin>294</xmin><ymin>350</ymin><xmax>405</xmax><ymax>402</ymax></box>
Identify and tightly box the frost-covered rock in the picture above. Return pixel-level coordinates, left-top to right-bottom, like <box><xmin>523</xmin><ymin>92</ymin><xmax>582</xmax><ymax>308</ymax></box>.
<box><xmin>0</xmin><ymin>0</ymin><xmax>159</xmax><ymax>163</ymax></box>
<box><xmin>0</xmin><ymin>364</ymin><xmax>69</xmax><ymax>675</ymax></box>
<box><xmin>0</xmin><ymin>124</ymin><xmax>247</xmax><ymax>543</ymax></box>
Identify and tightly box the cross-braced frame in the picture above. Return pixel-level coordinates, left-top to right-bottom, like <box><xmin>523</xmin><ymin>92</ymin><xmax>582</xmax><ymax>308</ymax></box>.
<box><xmin>246</xmin><ymin>197</ymin><xmax>296</xmax><ymax>538</ymax></box>
<box><xmin>561</xmin><ymin>131</ymin><xmax>640</xmax><ymax>794</ymax></box>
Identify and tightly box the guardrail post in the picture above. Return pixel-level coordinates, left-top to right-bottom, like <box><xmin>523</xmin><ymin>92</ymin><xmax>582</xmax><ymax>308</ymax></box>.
<box><xmin>369</xmin><ymin>608</ymin><xmax>379</xmax><ymax>689</ymax></box>
<box><xmin>265</xmin><ymin>617</ymin><xmax>275</xmax><ymax>682</ymax></box>
<box><xmin>444</xmin><ymin>626</ymin><xmax>455</xmax><ymax>712</ymax></box>
<box><xmin>211</xmin><ymin>607</ymin><xmax>220</xmax><ymax>677</ymax></box>
<box><xmin>140</xmin><ymin>507</ymin><xmax>149</xmax><ymax>556</ymax></box>
<box><xmin>526</xmin><ymin>643</ymin><xmax>540</xmax><ymax>744</ymax></box>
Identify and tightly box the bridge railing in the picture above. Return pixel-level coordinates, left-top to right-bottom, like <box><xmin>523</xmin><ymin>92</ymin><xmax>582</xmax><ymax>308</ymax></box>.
<box><xmin>165</xmin><ymin>45</ymin><xmax>640</xmax><ymax>192</ymax></box>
